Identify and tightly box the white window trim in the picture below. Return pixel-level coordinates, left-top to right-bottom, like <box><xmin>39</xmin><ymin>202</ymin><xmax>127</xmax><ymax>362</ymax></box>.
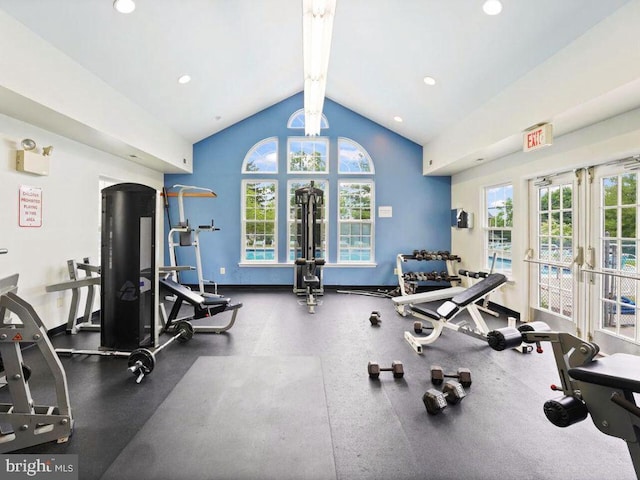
<box><xmin>241</xmin><ymin>179</ymin><xmax>278</xmax><ymax>264</ymax></box>
<box><xmin>242</xmin><ymin>137</ymin><xmax>279</xmax><ymax>174</ymax></box>
<box><xmin>337</xmin><ymin>137</ymin><xmax>375</xmax><ymax>174</ymax></box>
<box><xmin>287</xmin><ymin>179</ymin><xmax>329</xmax><ymax>263</ymax></box>
<box><xmin>484</xmin><ymin>182</ymin><xmax>513</xmax><ymax>274</ymax></box>
<box><xmin>337</xmin><ymin>179</ymin><xmax>375</xmax><ymax>264</ymax></box>
<box><xmin>286</xmin><ymin>137</ymin><xmax>330</xmax><ymax>174</ymax></box>
<box><xmin>287</xmin><ymin>109</ymin><xmax>329</xmax><ymax>130</ymax></box>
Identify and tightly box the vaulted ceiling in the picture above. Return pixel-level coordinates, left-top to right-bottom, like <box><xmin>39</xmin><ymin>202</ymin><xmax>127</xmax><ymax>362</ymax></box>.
<box><xmin>0</xmin><ymin>0</ymin><xmax>636</xmax><ymax>174</ymax></box>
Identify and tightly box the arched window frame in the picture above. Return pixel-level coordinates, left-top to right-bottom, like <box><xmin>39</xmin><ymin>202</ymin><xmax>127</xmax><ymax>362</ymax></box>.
<box><xmin>338</xmin><ymin>137</ymin><xmax>375</xmax><ymax>174</ymax></box>
<box><xmin>239</xmin><ymin>113</ymin><xmax>377</xmax><ymax>266</ymax></box>
<box><xmin>242</xmin><ymin>137</ymin><xmax>279</xmax><ymax>174</ymax></box>
<box><xmin>287</xmin><ymin>109</ymin><xmax>329</xmax><ymax>130</ymax></box>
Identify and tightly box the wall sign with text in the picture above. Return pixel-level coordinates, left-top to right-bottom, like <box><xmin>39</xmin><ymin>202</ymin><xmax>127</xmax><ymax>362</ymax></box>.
<box><xmin>19</xmin><ymin>185</ymin><xmax>43</xmax><ymax>227</ymax></box>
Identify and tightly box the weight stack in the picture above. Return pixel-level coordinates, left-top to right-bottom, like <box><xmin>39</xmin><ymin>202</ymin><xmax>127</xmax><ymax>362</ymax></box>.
<box><xmin>100</xmin><ymin>183</ymin><xmax>157</xmax><ymax>350</ymax></box>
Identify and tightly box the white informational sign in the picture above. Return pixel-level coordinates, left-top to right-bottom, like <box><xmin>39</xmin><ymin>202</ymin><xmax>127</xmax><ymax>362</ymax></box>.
<box><xmin>19</xmin><ymin>185</ymin><xmax>42</xmax><ymax>227</ymax></box>
<box><xmin>378</xmin><ymin>206</ymin><xmax>393</xmax><ymax>218</ymax></box>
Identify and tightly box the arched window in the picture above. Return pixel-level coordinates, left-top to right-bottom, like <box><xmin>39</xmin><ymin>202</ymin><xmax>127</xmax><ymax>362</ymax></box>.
<box><xmin>242</xmin><ymin>137</ymin><xmax>278</xmax><ymax>173</ymax></box>
<box><xmin>338</xmin><ymin>138</ymin><xmax>375</xmax><ymax>174</ymax></box>
<box><xmin>287</xmin><ymin>109</ymin><xmax>329</xmax><ymax>130</ymax></box>
<box><xmin>240</xmin><ymin>128</ymin><xmax>375</xmax><ymax>264</ymax></box>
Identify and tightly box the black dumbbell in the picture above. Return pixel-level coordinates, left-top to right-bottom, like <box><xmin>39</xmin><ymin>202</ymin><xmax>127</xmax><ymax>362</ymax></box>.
<box><xmin>413</xmin><ymin>321</ymin><xmax>434</xmax><ymax>334</ymax></box>
<box><xmin>369</xmin><ymin>311</ymin><xmax>382</xmax><ymax>326</ymax></box>
<box><xmin>368</xmin><ymin>361</ymin><xmax>404</xmax><ymax>379</ymax></box>
<box><xmin>422</xmin><ymin>380</ymin><xmax>467</xmax><ymax>414</ymax></box>
<box><xmin>430</xmin><ymin>365</ymin><xmax>472</xmax><ymax>388</ymax></box>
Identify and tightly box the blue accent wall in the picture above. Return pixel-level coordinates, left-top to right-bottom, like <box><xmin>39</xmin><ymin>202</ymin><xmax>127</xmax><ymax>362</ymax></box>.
<box><xmin>164</xmin><ymin>92</ymin><xmax>451</xmax><ymax>286</ymax></box>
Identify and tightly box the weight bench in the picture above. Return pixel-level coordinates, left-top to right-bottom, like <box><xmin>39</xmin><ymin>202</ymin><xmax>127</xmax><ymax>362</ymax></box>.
<box><xmin>404</xmin><ymin>273</ymin><xmax>507</xmax><ymax>354</ymax></box>
<box><xmin>159</xmin><ymin>277</ymin><xmax>242</xmax><ymax>333</ymax></box>
<box><xmin>392</xmin><ymin>286</ymin><xmax>467</xmax><ymax>316</ymax></box>
<box><xmin>488</xmin><ymin>323</ymin><xmax>640</xmax><ymax>478</ymax></box>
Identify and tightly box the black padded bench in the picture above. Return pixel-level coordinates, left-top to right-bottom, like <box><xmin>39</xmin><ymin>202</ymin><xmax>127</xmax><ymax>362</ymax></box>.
<box><xmin>303</xmin><ymin>275</ymin><xmax>320</xmax><ymax>288</ymax></box>
<box><xmin>410</xmin><ymin>273</ymin><xmax>507</xmax><ymax>320</ymax></box>
<box><xmin>160</xmin><ymin>278</ymin><xmax>242</xmax><ymax>331</ymax></box>
<box><xmin>569</xmin><ymin>353</ymin><xmax>640</xmax><ymax>393</ymax></box>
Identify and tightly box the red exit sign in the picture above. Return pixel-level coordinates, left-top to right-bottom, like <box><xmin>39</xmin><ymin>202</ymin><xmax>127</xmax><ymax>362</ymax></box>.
<box><xmin>523</xmin><ymin>123</ymin><xmax>553</xmax><ymax>152</ymax></box>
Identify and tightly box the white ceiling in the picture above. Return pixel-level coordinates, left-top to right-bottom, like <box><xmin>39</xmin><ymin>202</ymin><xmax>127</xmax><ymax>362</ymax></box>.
<box><xmin>0</xmin><ymin>0</ymin><xmax>633</xmax><ymax>150</ymax></box>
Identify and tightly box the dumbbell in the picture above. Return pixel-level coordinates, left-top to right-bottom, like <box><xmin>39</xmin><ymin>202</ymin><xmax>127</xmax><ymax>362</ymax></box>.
<box><xmin>367</xmin><ymin>361</ymin><xmax>404</xmax><ymax>379</ymax></box>
<box><xmin>430</xmin><ymin>365</ymin><xmax>472</xmax><ymax>388</ymax></box>
<box><xmin>127</xmin><ymin>320</ymin><xmax>194</xmax><ymax>383</ymax></box>
<box><xmin>458</xmin><ymin>269</ymin><xmax>480</xmax><ymax>278</ymax></box>
<box><xmin>422</xmin><ymin>380</ymin><xmax>467</xmax><ymax>414</ymax></box>
<box><xmin>369</xmin><ymin>311</ymin><xmax>382</xmax><ymax>326</ymax></box>
<box><xmin>413</xmin><ymin>321</ymin><xmax>434</xmax><ymax>334</ymax></box>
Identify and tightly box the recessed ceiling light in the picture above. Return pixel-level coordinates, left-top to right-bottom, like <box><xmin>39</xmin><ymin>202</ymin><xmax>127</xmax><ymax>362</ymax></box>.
<box><xmin>393</xmin><ymin>116</ymin><xmax>403</xmax><ymax>123</ymax></box>
<box><xmin>483</xmin><ymin>0</ymin><xmax>503</xmax><ymax>16</ymax></box>
<box><xmin>423</xmin><ymin>76</ymin><xmax>436</xmax><ymax>86</ymax></box>
<box><xmin>178</xmin><ymin>74</ymin><xmax>191</xmax><ymax>84</ymax></box>
<box><xmin>113</xmin><ymin>0</ymin><xmax>135</xmax><ymax>14</ymax></box>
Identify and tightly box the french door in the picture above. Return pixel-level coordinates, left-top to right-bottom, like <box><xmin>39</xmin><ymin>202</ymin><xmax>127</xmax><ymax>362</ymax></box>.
<box><xmin>528</xmin><ymin>165</ymin><xmax>640</xmax><ymax>354</ymax></box>
<box><xmin>588</xmin><ymin>165</ymin><xmax>639</xmax><ymax>353</ymax></box>
<box><xmin>528</xmin><ymin>172</ymin><xmax>581</xmax><ymax>334</ymax></box>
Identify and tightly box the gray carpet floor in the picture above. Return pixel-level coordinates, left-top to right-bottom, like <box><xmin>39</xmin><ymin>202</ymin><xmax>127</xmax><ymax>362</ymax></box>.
<box><xmin>4</xmin><ymin>288</ymin><xmax>637</xmax><ymax>479</ymax></box>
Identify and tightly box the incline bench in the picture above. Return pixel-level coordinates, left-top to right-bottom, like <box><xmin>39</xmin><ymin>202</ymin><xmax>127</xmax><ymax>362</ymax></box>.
<box><xmin>404</xmin><ymin>273</ymin><xmax>507</xmax><ymax>353</ymax></box>
<box><xmin>160</xmin><ymin>277</ymin><xmax>242</xmax><ymax>334</ymax></box>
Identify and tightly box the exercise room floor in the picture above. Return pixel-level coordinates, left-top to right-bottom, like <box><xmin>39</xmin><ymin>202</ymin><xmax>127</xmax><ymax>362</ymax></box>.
<box><xmin>5</xmin><ymin>288</ymin><xmax>637</xmax><ymax>480</ymax></box>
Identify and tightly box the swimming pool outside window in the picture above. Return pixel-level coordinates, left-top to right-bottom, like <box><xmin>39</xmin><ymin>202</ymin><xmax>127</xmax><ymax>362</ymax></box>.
<box><xmin>485</xmin><ymin>184</ymin><xmax>513</xmax><ymax>273</ymax></box>
<box><xmin>242</xmin><ymin>180</ymin><xmax>277</xmax><ymax>262</ymax></box>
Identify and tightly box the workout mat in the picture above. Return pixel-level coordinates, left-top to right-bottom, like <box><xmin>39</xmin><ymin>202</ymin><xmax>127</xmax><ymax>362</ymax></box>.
<box><xmin>100</xmin><ymin>356</ymin><xmax>337</xmax><ymax>480</ymax></box>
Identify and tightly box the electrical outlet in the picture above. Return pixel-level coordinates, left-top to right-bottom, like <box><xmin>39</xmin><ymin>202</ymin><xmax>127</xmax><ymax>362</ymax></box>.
<box><xmin>393</xmin><ymin>268</ymin><xmax>398</xmax><ymax>275</ymax></box>
<box><xmin>57</xmin><ymin>297</ymin><xmax>64</xmax><ymax>308</ymax></box>
<box><xmin>220</xmin><ymin>267</ymin><xmax>226</xmax><ymax>275</ymax></box>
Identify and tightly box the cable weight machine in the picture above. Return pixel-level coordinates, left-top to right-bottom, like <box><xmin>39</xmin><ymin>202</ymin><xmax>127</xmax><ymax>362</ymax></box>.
<box><xmin>293</xmin><ymin>181</ymin><xmax>325</xmax><ymax>313</ymax></box>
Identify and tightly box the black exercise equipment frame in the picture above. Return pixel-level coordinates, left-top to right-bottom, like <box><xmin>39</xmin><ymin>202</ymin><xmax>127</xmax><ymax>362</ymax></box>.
<box><xmin>488</xmin><ymin>324</ymin><xmax>640</xmax><ymax>478</ymax></box>
<box><xmin>293</xmin><ymin>181</ymin><xmax>325</xmax><ymax>313</ymax></box>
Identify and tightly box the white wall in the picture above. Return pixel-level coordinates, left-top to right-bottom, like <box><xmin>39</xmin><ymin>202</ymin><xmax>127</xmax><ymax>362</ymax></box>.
<box><xmin>0</xmin><ymin>9</ymin><xmax>192</xmax><ymax>173</ymax></box>
<box><xmin>451</xmin><ymin>106</ymin><xmax>640</xmax><ymax>320</ymax></box>
<box><xmin>0</xmin><ymin>113</ymin><xmax>163</xmax><ymax>330</ymax></box>
<box><xmin>424</xmin><ymin>0</ymin><xmax>640</xmax><ymax>175</ymax></box>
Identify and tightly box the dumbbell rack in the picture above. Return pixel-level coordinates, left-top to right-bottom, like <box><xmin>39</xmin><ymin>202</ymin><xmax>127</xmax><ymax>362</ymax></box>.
<box><xmin>395</xmin><ymin>251</ymin><xmax>462</xmax><ymax>296</ymax></box>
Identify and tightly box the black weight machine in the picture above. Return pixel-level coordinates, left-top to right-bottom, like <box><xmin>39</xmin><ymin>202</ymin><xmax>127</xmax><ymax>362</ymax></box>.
<box><xmin>488</xmin><ymin>323</ymin><xmax>640</xmax><ymax>478</ymax></box>
<box><xmin>293</xmin><ymin>181</ymin><xmax>325</xmax><ymax>313</ymax></box>
<box><xmin>55</xmin><ymin>183</ymin><xmax>197</xmax><ymax>383</ymax></box>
